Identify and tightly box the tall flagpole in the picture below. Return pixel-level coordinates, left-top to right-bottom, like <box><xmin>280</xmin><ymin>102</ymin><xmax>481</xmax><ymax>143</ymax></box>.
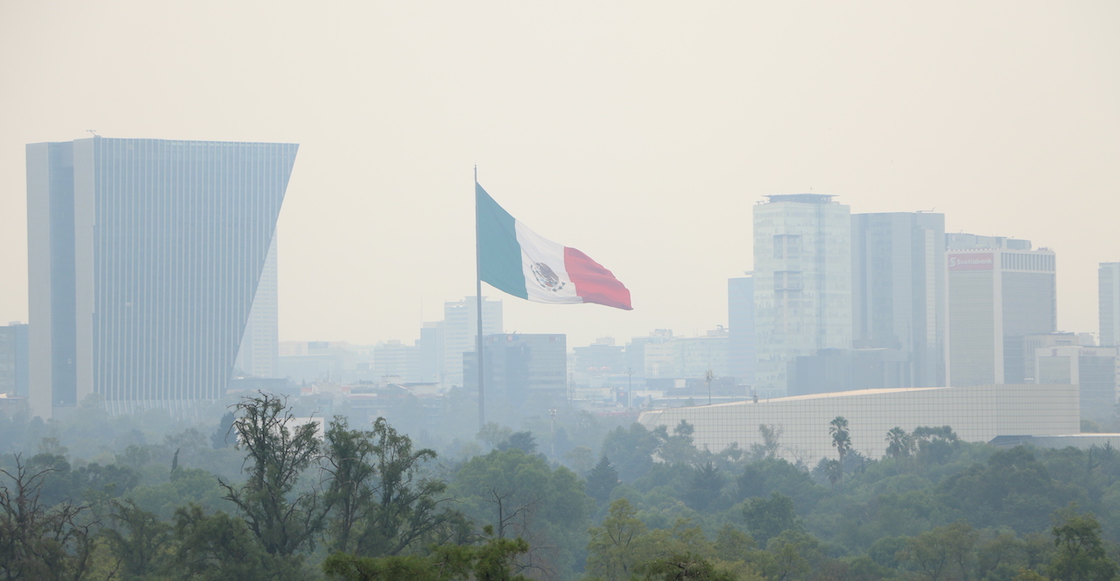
<box><xmin>474</xmin><ymin>166</ymin><xmax>486</xmax><ymax>431</ymax></box>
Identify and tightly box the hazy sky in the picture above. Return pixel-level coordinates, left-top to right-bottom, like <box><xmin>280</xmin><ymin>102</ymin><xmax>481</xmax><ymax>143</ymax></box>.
<box><xmin>2</xmin><ymin>1</ymin><xmax>1118</xmax><ymax>349</ymax></box>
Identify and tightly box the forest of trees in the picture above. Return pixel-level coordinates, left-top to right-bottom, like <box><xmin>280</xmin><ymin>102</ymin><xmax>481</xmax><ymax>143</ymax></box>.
<box><xmin>3</xmin><ymin>393</ymin><xmax>1120</xmax><ymax>581</ymax></box>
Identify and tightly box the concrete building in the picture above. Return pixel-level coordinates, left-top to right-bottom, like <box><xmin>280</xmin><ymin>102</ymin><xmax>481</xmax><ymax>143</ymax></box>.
<box><xmin>464</xmin><ymin>333</ymin><xmax>567</xmax><ymax>418</ymax></box>
<box><xmin>0</xmin><ymin>323</ymin><xmax>29</xmax><ymax>397</ymax></box>
<box><xmin>1035</xmin><ymin>345</ymin><xmax>1118</xmax><ymax>423</ymax></box>
<box><xmin>1101</xmin><ymin>263</ymin><xmax>1120</xmax><ymax>347</ymax></box>
<box><xmin>728</xmin><ymin>276</ymin><xmax>755</xmax><ymax>387</ymax></box>
<box><xmin>442</xmin><ymin>297</ymin><xmax>502</xmax><ymax>389</ymax></box>
<box><xmin>754</xmin><ymin>194</ymin><xmax>851</xmax><ymax>397</ymax></box>
<box><xmin>638</xmin><ymin>383</ymin><xmax>1079</xmax><ymax>466</ymax></box>
<box><xmin>851</xmin><ymin>213</ymin><xmax>946</xmax><ymax>387</ymax></box>
<box><xmin>27</xmin><ymin>137</ymin><xmax>297</xmax><ymax>417</ymax></box>
<box><xmin>373</xmin><ymin>340</ymin><xmax>422</xmax><ymax>382</ymax></box>
<box><xmin>946</xmin><ymin>236</ymin><xmax>1056</xmax><ymax>387</ymax></box>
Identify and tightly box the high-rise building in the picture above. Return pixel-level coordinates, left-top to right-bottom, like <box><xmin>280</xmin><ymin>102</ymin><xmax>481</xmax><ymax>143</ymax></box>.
<box><xmin>0</xmin><ymin>323</ymin><xmax>30</xmax><ymax>398</ymax></box>
<box><xmin>234</xmin><ymin>236</ymin><xmax>279</xmax><ymax>378</ymax></box>
<box><xmin>727</xmin><ymin>276</ymin><xmax>755</xmax><ymax>387</ymax></box>
<box><xmin>946</xmin><ymin>236</ymin><xmax>1056</xmax><ymax>387</ymax></box>
<box><xmin>1100</xmin><ymin>263</ymin><xmax>1120</xmax><ymax>347</ymax></box>
<box><xmin>27</xmin><ymin>137</ymin><xmax>297</xmax><ymax>417</ymax></box>
<box><xmin>851</xmin><ymin>212</ymin><xmax>946</xmax><ymax>387</ymax></box>
<box><xmin>753</xmin><ymin>194</ymin><xmax>851</xmax><ymax>396</ymax></box>
<box><xmin>442</xmin><ymin>297</ymin><xmax>502</xmax><ymax>388</ymax></box>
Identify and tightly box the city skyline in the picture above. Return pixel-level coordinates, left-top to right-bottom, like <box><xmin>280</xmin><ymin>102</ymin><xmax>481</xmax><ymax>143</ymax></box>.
<box><xmin>1</xmin><ymin>2</ymin><xmax>1118</xmax><ymax>352</ymax></box>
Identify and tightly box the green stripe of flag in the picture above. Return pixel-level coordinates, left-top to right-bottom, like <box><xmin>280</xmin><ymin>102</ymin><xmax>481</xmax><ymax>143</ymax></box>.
<box><xmin>476</xmin><ymin>183</ymin><xmax>528</xmax><ymax>299</ymax></box>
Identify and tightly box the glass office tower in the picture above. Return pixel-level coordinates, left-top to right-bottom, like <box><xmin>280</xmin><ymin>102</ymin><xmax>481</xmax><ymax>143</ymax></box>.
<box><xmin>753</xmin><ymin>194</ymin><xmax>851</xmax><ymax>397</ymax></box>
<box><xmin>27</xmin><ymin>137</ymin><xmax>298</xmax><ymax>417</ymax></box>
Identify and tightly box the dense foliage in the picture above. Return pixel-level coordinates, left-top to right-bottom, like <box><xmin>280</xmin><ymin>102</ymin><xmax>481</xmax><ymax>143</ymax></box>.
<box><xmin>3</xmin><ymin>396</ymin><xmax>1120</xmax><ymax>580</ymax></box>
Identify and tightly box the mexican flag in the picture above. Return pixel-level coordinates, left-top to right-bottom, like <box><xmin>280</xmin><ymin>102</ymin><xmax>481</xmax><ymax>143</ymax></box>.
<box><xmin>476</xmin><ymin>183</ymin><xmax>632</xmax><ymax>310</ymax></box>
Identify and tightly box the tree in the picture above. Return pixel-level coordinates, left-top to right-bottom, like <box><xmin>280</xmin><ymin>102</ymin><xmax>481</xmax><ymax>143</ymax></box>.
<box><xmin>637</xmin><ymin>552</ymin><xmax>738</xmax><ymax>581</ymax></box>
<box><xmin>829</xmin><ymin>417</ymin><xmax>852</xmax><ymax>469</ymax></box>
<box><xmin>497</xmin><ymin>432</ymin><xmax>537</xmax><ymax>455</ymax></box>
<box><xmin>757</xmin><ymin>424</ymin><xmax>783</xmax><ymax>460</ymax></box>
<box><xmin>171</xmin><ymin>505</ymin><xmax>303</xmax><ymax>581</ymax></box>
<box><xmin>586</xmin><ymin>498</ymin><xmax>649</xmax><ymax>581</ymax></box>
<box><xmin>323</xmin><ymin>527</ymin><xmax>531</xmax><ymax>581</ymax></box>
<box><xmin>600</xmin><ymin>423</ymin><xmax>663</xmax><ymax>482</ymax></box>
<box><xmin>219</xmin><ymin>392</ymin><xmax>324</xmax><ymax>556</ymax></box>
<box><xmin>743</xmin><ymin>492</ymin><xmax>800</xmax><ymax>546</ymax></box>
<box><xmin>685</xmin><ymin>462</ymin><xmax>724</xmax><ymax>512</ymax></box>
<box><xmin>0</xmin><ymin>453</ymin><xmax>95</xmax><ymax>581</ymax></box>
<box><xmin>323</xmin><ymin>415</ymin><xmax>378</xmax><ymax>555</ymax></box>
<box><xmin>885</xmin><ymin>427</ymin><xmax>914</xmax><ymax>459</ymax></box>
<box><xmin>586</xmin><ymin>456</ymin><xmax>619</xmax><ymax>505</ymax></box>
<box><xmin>324</xmin><ymin>416</ymin><xmax>464</xmax><ymax>557</ymax></box>
<box><xmin>1048</xmin><ymin>508</ymin><xmax>1117</xmax><ymax>581</ymax></box>
<box><xmin>101</xmin><ymin>499</ymin><xmax>172</xmax><ymax>580</ymax></box>
<box><xmin>897</xmin><ymin>522</ymin><xmax>978</xmax><ymax>581</ymax></box>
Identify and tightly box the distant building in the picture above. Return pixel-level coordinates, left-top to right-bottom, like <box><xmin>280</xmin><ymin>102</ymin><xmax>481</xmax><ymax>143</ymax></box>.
<box><xmin>946</xmin><ymin>235</ymin><xmax>1056</xmax><ymax>387</ymax></box>
<box><xmin>418</xmin><ymin>321</ymin><xmax>445</xmax><ymax>383</ymax></box>
<box><xmin>727</xmin><ymin>276</ymin><xmax>755</xmax><ymax>386</ymax></box>
<box><xmin>571</xmin><ymin>338</ymin><xmax>627</xmax><ymax>379</ymax></box>
<box><xmin>638</xmin><ymin>383</ymin><xmax>1079</xmax><ymax>466</ymax></box>
<box><xmin>851</xmin><ymin>212</ymin><xmax>946</xmax><ymax>387</ymax></box>
<box><xmin>1100</xmin><ymin>263</ymin><xmax>1120</xmax><ymax>347</ymax></box>
<box><xmin>465</xmin><ymin>333</ymin><xmax>566</xmax><ymax>418</ymax></box>
<box><xmin>373</xmin><ymin>340</ymin><xmax>422</xmax><ymax>382</ymax></box>
<box><xmin>0</xmin><ymin>323</ymin><xmax>29</xmax><ymax>397</ymax></box>
<box><xmin>789</xmin><ymin>348</ymin><xmax>910</xmax><ymax>396</ymax></box>
<box><xmin>442</xmin><ymin>297</ymin><xmax>502</xmax><ymax>388</ymax></box>
<box><xmin>754</xmin><ymin>194</ymin><xmax>851</xmax><ymax>396</ymax></box>
<box><xmin>27</xmin><ymin>137</ymin><xmax>297</xmax><ymax>417</ymax></box>
<box><xmin>1035</xmin><ymin>345</ymin><xmax>1118</xmax><ymax>423</ymax></box>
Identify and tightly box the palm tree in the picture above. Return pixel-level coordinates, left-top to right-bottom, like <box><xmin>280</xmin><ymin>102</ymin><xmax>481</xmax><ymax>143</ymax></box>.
<box><xmin>829</xmin><ymin>416</ymin><xmax>852</xmax><ymax>467</ymax></box>
<box><xmin>885</xmin><ymin>427</ymin><xmax>913</xmax><ymax>459</ymax></box>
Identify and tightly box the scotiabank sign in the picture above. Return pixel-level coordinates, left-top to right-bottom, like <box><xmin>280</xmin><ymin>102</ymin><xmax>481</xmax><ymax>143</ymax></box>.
<box><xmin>949</xmin><ymin>253</ymin><xmax>994</xmax><ymax>271</ymax></box>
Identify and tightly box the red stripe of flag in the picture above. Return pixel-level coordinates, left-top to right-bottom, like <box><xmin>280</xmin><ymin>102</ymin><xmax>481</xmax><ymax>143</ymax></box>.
<box><xmin>563</xmin><ymin>247</ymin><xmax>632</xmax><ymax>310</ymax></box>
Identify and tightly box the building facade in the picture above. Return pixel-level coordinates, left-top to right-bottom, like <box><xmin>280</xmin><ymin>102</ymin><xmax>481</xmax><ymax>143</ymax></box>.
<box><xmin>753</xmin><ymin>194</ymin><xmax>851</xmax><ymax>397</ymax></box>
<box><xmin>27</xmin><ymin>137</ymin><xmax>297</xmax><ymax>417</ymax></box>
<box><xmin>851</xmin><ymin>212</ymin><xmax>946</xmax><ymax>387</ymax></box>
<box><xmin>0</xmin><ymin>323</ymin><xmax>29</xmax><ymax>397</ymax></box>
<box><xmin>727</xmin><ymin>276</ymin><xmax>755</xmax><ymax>387</ymax></box>
<box><xmin>946</xmin><ymin>236</ymin><xmax>1056</xmax><ymax>387</ymax></box>
<box><xmin>638</xmin><ymin>383</ymin><xmax>1079</xmax><ymax>466</ymax></box>
<box><xmin>1101</xmin><ymin>263</ymin><xmax>1120</xmax><ymax>347</ymax></box>
<box><xmin>234</xmin><ymin>235</ymin><xmax>279</xmax><ymax>378</ymax></box>
<box><xmin>1035</xmin><ymin>345</ymin><xmax>1118</xmax><ymax>423</ymax></box>
<box><xmin>442</xmin><ymin>296</ymin><xmax>502</xmax><ymax>389</ymax></box>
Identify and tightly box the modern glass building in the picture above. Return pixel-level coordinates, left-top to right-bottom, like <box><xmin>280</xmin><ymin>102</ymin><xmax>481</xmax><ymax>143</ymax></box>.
<box><xmin>851</xmin><ymin>212</ymin><xmax>946</xmax><ymax>387</ymax></box>
<box><xmin>1100</xmin><ymin>262</ymin><xmax>1120</xmax><ymax>347</ymax></box>
<box><xmin>727</xmin><ymin>275</ymin><xmax>755</xmax><ymax>387</ymax></box>
<box><xmin>27</xmin><ymin>137</ymin><xmax>298</xmax><ymax>417</ymax></box>
<box><xmin>946</xmin><ymin>236</ymin><xmax>1056</xmax><ymax>387</ymax></box>
<box><xmin>753</xmin><ymin>194</ymin><xmax>851</xmax><ymax>397</ymax></box>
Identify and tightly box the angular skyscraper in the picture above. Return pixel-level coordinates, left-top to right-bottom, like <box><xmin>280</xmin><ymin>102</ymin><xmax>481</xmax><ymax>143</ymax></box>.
<box><xmin>946</xmin><ymin>235</ymin><xmax>1056</xmax><ymax>387</ymax></box>
<box><xmin>753</xmin><ymin>194</ymin><xmax>851</xmax><ymax>397</ymax></box>
<box><xmin>27</xmin><ymin>137</ymin><xmax>298</xmax><ymax>417</ymax></box>
<box><xmin>851</xmin><ymin>212</ymin><xmax>946</xmax><ymax>387</ymax></box>
<box><xmin>1100</xmin><ymin>262</ymin><xmax>1120</xmax><ymax>347</ymax></box>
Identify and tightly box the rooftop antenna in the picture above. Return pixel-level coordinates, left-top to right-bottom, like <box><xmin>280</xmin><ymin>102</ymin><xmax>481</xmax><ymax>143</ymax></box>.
<box><xmin>86</xmin><ymin>129</ymin><xmax>99</xmax><ymax>137</ymax></box>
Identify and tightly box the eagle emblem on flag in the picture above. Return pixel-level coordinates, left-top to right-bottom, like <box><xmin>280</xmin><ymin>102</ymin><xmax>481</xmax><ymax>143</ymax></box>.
<box><xmin>531</xmin><ymin>262</ymin><xmax>565</xmax><ymax>292</ymax></box>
